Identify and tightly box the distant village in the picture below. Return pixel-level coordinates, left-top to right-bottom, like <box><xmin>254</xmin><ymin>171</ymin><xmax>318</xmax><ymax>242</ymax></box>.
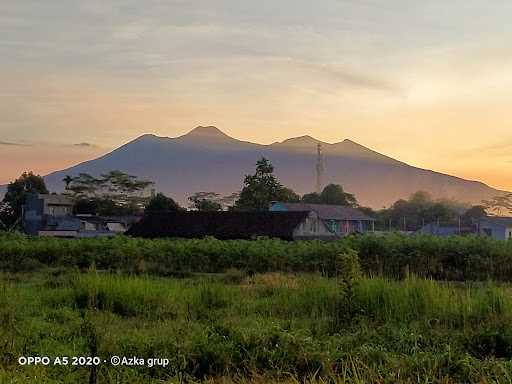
<box><xmin>1</xmin><ymin>157</ymin><xmax>512</xmax><ymax>241</ymax></box>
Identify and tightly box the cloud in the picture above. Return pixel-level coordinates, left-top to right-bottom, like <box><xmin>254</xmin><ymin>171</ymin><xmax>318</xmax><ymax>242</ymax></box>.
<box><xmin>0</xmin><ymin>141</ymin><xmax>30</xmax><ymax>146</ymax></box>
<box><xmin>464</xmin><ymin>141</ymin><xmax>512</xmax><ymax>157</ymax></box>
<box><xmin>288</xmin><ymin>59</ymin><xmax>398</xmax><ymax>92</ymax></box>
<box><xmin>0</xmin><ymin>139</ymin><xmax>98</xmax><ymax>149</ymax></box>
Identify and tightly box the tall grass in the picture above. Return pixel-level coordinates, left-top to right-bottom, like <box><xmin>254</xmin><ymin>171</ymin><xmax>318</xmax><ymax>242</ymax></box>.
<box><xmin>3</xmin><ymin>270</ymin><xmax>512</xmax><ymax>382</ymax></box>
<box><xmin>355</xmin><ymin>277</ymin><xmax>511</xmax><ymax>326</ymax></box>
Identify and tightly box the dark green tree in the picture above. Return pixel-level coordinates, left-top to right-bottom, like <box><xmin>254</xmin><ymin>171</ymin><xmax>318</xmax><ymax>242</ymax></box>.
<box><xmin>379</xmin><ymin>191</ymin><xmax>459</xmax><ymax>231</ymax></box>
<box><xmin>462</xmin><ymin>205</ymin><xmax>487</xmax><ymax>225</ymax></box>
<box><xmin>302</xmin><ymin>184</ymin><xmax>358</xmax><ymax>206</ymax></box>
<box><xmin>302</xmin><ymin>192</ymin><xmax>322</xmax><ymax>204</ymax></box>
<box><xmin>188</xmin><ymin>192</ymin><xmax>223</xmax><ymax>211</ymax></box>
<box><xmin>62</xmin><ymin>175</ymin><xmax>74</xmax><ymax>190</ymax></box>
<box><xmin>318</xmin><ymin>184</ymin><xmax>358</xmax><ymax>207</ymax></box>
<box><xmin>145</xmin><ymin>193</ymin><xmax>182</xmax><ymax>213</ymax></box>
<box><xmin>234</xmin><ymin>157</ymin><xmax>300</xmax><ymax>211</ymax></box>
<box><xmin>65</xmin><ymin>173</ymin><xmax>102</xmax><ymax>197</ymax></box>
<box><xmin>1</xmin><ymin>171</ymin><xmax>48</xmax><ymax>229</ymax></box>
<box><xmin>66</xmin><ymin>171</ymin><xmax>153</xmax><ymax>216</ymax></box>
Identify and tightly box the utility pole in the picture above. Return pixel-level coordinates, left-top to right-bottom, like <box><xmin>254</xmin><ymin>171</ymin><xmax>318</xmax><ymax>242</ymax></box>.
<box><xmin>316</xmin><ymin>143</ymin><xmax>324</xmax><ymax>194</ymax></box>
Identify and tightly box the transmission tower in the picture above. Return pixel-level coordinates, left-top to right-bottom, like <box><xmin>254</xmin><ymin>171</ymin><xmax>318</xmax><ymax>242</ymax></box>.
<box><xmin>316</xmin><ymin>142</ymin><xmax>324</xmax><ymax>194</ymax></box>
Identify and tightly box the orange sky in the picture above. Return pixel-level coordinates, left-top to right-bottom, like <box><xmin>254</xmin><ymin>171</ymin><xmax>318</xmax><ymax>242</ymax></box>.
<box><xmin>2</xmin><ymin>1</ymin><xmax>512</xmax><ymax>190</ymax></box>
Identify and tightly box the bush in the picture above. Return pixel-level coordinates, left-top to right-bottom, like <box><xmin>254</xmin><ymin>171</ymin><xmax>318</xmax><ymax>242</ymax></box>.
<box><xmin>3</xmin><ymin>232</ymin><xmax>512</xmax><ymax>281</ymax></box>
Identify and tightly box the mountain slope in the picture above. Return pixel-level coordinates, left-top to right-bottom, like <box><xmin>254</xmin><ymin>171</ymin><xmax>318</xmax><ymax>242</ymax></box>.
<box><xmin>41</xmin><ymin>126</ymin><xmax>504</xmax><ymax>208</ymax></box>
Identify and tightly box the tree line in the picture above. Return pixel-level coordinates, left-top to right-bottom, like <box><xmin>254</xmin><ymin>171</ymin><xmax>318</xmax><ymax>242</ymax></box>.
<box><xmin>0</xmin><ymin>157</ymin><xmax>495</xmax><ymax>232</ymax></box>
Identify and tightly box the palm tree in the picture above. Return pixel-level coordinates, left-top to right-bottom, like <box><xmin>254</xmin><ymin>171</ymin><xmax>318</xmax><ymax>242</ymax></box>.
<box><xmin>62</xmin><ymin>175</ymin><xmax>74</xmax><ymax>190</ymax></box>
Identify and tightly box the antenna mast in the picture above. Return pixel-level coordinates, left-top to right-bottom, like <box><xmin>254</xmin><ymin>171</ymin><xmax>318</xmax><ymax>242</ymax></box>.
<box><xmin>316</xmin><ymin>142</ymin><xmax>324</xmax><ymax>194</ymax></box>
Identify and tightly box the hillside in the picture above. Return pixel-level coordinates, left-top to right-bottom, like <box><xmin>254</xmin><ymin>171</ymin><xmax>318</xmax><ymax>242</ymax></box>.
<box><xmin>36</xmin><ymin>126</ymin><xmax>503</xmax><ymax>208</ymax></box>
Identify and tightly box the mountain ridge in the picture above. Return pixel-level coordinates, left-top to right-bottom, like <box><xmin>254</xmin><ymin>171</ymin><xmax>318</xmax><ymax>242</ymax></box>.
<box><xmin>27</xmin><ymin>126</ymin><xmax>503</xmax><ymax>209</ymax></box>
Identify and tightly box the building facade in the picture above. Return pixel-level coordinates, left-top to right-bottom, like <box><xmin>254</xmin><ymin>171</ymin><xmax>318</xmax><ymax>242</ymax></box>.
<box><xmin>23</xmin><ymin>193</ymin><xmax>131</xmax><ymax>237</ymax></box>
<box><xmin>270</xmin><ymin>202</ymin><xmax>375</xmax><ymax>237</ymax></box>
<box><xmin>479</xmin><ymin>217</ymin><xmax>512</xmax><ymax>241</ymax></box>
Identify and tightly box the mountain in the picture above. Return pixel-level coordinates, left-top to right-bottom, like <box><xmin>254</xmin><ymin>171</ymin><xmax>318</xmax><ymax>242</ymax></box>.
<box><xmin>33</xmin><ymin>126</ymin><xmax>505</xmax><ymax>208</ymax></box>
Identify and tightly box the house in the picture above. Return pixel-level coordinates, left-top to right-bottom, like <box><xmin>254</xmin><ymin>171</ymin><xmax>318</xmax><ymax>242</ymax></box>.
<box><xmin>23</xmin><ymin>193</ymin><xmax>135</xmax><ymax>238</ymax></box>
<box><xmin>23</xmin><ymin>194</ymin><xmax>74</xmax><ymax>235</ymax></box>
<box><xmin>419</xmin><ymin>223</ymin><xmax>474</xmax><ymax>237</ymax></box>
<box><xmin>269</xmin><ymin>202</ymin><xmax>375</xmax><ymax>236</ymax></box>
<box><xmin>478</xmin><ymin>217</ymin><xmax>512</xmax><ymax>240</ymax></box>
<box><xmin>127</xmin><ymin>211</ymin><xmax>338</xmax><ymax>240</ymax></box>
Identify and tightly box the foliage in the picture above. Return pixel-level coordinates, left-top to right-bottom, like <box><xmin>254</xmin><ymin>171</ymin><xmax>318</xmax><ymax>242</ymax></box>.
<box><xmin>3</xmin><ymin>233</ymin><xmax>512</xmax><ymax>282</ymax></box>
<box><xmin>188</xmin><ymin>192</ymin><xmax>223</xmax><ymax>211</ymax></box>
<box><xmin>64</xmin><ymin>170</ymin><xmax>153</xmax><ymax>216</ymax></box>
<box><xmin>302</xmin><ymin>184</ymin><xmax>358</xmax><ymax>207</ymax></box>
<box><xmin>462</xmin><ymin>205</ymin><xmax>487</xmax><ymax>224</ymax></box>
<box><xmin>377</xmin><ymin>191</ymin><xmax>471</xmax><ymax>231</ymax></box>
<box><xmin>234</xmin><ymin>158</ymin><xmax>300</xmax><ymax>211</ymax></box>
<box><xmin>1</xmin><ymin>171</ymin><xmax>48</xmax><ymax>229</ymax></box>
<box><xmin>145</xmin><ymin>193</ymin><xmax>182</xmax><ymax>213</ymax></box>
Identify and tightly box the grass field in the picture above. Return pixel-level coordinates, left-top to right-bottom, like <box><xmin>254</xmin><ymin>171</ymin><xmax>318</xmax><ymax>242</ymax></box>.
<box><xmin>2</xmin><ymin>266</ymin><xmax>512</xmax><ymax>383</ymax></box>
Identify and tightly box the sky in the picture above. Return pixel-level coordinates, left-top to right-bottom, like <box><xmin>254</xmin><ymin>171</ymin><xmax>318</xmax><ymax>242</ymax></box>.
<box><xmin>1</xmin><ymin>0</ymin><xmax>512</xmax><ymax>189</ymax></box>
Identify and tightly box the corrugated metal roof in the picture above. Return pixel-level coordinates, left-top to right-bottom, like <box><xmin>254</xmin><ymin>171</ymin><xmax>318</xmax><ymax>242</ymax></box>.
<box><xmin>127</xmin><ymin>211</ymin><xmax>310</xmax><ymax>240</ymax></box>
<box><xmin>480</xmin><ymin>216</ymin><xmax>512</xmax><ymax>227</ymax></box>
<box><xmin>275</xmin><ymin>203</ymin><xmax>375</xmax><ymax>221</ymax></box>
<box><xmin>39</xmin><ymin>194</ymin><xmax>73</xmax><ymax>206</ymax></box>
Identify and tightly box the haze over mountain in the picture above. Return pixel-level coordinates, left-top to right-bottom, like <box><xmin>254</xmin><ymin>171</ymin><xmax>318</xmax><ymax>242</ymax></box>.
<box><xmin>28</xmin><ymin>126</ymin><xmax>503</xmax><ymax>209</ymax></box>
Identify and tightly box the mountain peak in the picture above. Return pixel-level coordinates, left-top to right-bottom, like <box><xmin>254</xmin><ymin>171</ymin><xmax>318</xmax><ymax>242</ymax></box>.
<box><xmin>277</xmin><ymin>135</ymin><xmax>321</xmax><ymax>147</ymax></box>
<box><xmin>136</xmin><ymin>133</ymin><xmax>158</xmax><ymax>140</ymax></box>
<box><xmin>186</xmin><ymin>126</ymin><xmax>229</xmax><ymax>138</ymax></box>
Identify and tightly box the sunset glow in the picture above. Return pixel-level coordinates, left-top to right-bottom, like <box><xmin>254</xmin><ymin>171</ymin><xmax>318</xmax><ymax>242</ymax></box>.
<box><xmin>2</xmin><ymin>1</ymin><xmax>512</xmax><ymax>189</ymax></box>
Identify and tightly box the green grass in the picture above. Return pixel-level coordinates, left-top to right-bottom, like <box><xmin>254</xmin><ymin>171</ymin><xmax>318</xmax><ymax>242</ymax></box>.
<box><xmin>2</xmin><ymin>270</ymin><xmax>512</xmax><ymax>383</ymax></box>
<box><xmin>3</xmin><ymin>231</ymin><xmax>512</xmax><ymax>281</ymax></box>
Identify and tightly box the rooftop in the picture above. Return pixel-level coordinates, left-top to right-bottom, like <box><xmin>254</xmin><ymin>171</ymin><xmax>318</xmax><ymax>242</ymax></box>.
<box><xmin>272</xmin><ymin>202</ymin><xmax>375</xmax><ymax>221</ymax></box>
<box><xmin>37</xmin><ymin>193</ymin><xmax>73</xmax><ymax>206</ymax></box>
<box><xmin>479</xmin><ymin>216</ymin><xmax>512</xmax><ymax>227</ymax></box>
<box><xmin>127</xmin><ymin>211</ymin><xmax>310</xmax><ymax>240</ymax></box>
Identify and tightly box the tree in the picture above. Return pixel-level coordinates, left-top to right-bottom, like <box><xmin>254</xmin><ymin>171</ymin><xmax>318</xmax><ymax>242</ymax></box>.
<box><xmin>145</xmin><ymin>193</ymin><xmax>181</xmax><ymax>213</ymax></box>
<box><xmin>65</xmin><ymin>173</ymin><xmax>101</xmax><ymax>197</ymax></box>
<box><xmin>462</xmin><ymin>205</ymin><xmax>487</xmax><ymax>225</ymax></box>
<box><xmin>62</xmin><ymin>175</ymin><xmax>74</xmax><ymax>190</ymax></box>
<box><xmin>234</xmin><ymin>157</ymin><xmax>300</xmax><ymax>211</ymax></box>
<box><xmin>302</xmin><ymin>192</ymin><xmax>321</xmax><ymax>204</ymax></box>
<box><xmin>218</xmin><ymin>192</ymin><xmax>240</xmax><ymax>210</ymax></box>
<box><xmin>301</xmin><ymin>184</ymin><xmax>358</xmax><ymax>206</ymax></box>
<box><xmin>483</xmin><ymin>194</ymin><xmax>512</xmax><ymax>216</ymax></box>
<box><xmin>378</xmin><ymin>191</ymin><xmax>460</xmax><ymax>231</ymax></box>
<box><xmin>358</xmin><ymin>206</ymin><xmax>377</xmax><ymax>218</ymax></box>
<box><xmin>65</xmin><ymin>170</ymin><xmax>154</xmax><ymax>216</ymax></box>
<box><xmin>318</xmin><ymin>184</ymin><xmax>358</xmax><ymax>207</ymax></box>
<box><xmin>188</xmin><ymin>192</ymin><xmax>223</xmax><ymax>211</ymax></box>
<box><xmin>1</xmin><ymin>171</ymin><xmax>48</xmax><ymax>229</ymax></box>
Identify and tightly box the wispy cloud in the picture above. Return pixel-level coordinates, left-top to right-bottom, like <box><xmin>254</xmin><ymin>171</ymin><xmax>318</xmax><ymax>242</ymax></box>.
<box><xmin>0</xmin><ymin>141</ymin><xmax>30</xmax><ymax>146</ymax></box>
<box><xmin>288</xmin><ymin>59</ymin><xmax>399</xmax><ymax>92</ymax></box>
<box><xmin>463</xmin><ymin>141</ymin><xmax>512</xmax><ymax>157</ymax></box>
